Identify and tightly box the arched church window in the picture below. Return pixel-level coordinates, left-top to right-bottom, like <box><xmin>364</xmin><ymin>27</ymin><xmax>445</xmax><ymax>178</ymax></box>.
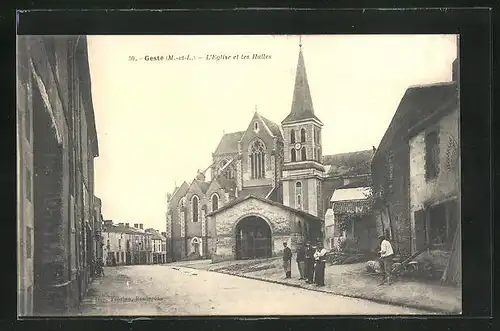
<box><xmin>250</xmin><ymin>140</ymin><xmax>266</xmax><ymax>179</ymax></box>
<box><xmin>290</xmin><ymin>129</ymin><xmax>296</xmax><ymax>144</ymax></box>
<box><xmin>300</xmin><ymin>128</ymin><xmax>306</xmax><ymax>143</ymax></box>
<box><xmin>296</xmin><ymin>182</ymin><xmax>302</xmax><ymax>209</ymax></box>
<box><xmin>211</xmin><ymin>194</ymin><xmax>219</xmax><ymax>211</ymax></box>
<box><xmin>291</xmin><ymin>148</ymin><xmax>297</xmax><ymax>162</ymax></box>
<box><xmin>192</xmin><ymin>196</ymin><xmax>199</xmax><ymax>222</ymax></box>
<box><xmin>301</xmin><ymin>147</ymin><xmax>306</xmax><ymax>161</ymax></box>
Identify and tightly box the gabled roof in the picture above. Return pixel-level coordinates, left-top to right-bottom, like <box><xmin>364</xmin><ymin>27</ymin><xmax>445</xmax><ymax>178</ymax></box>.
<box><xmin>238</xmin><ymin>186</ymin><xmax>273</xmax><ymax>199</ymax></box>
<box><xmin>322</xmin><ymin>150</ymin><xmax>374</xmax><ymax>177</ymax></box>
<box><xmin>214</xmin><ymin>131</ymin><xmax>244</xmax><ymax>155</ymax></box>
<box><xmin>168</xmin><ymin>181</ymin><xmax>189</xmax><ymax>208</ymax></box>
<box><xmin>257</xmin><ymin>113</ymin><xmax>283</xmax><ymax>139</ymax></box>
<box><xmin>190</xmin><ymin>179</ymin><xmax>210</xmax><ymax>195</ymax></box>
<box><xmin>375</xmin><ymin>81</ymin><xmax>458</xmax><ymax>157</ymax></box>
<box><xmin>282</xmin><ymin>47</ymin><xmax>322</xmax><ymax>125</ymax></box>
<box><xmin>206</xmin><ymin>194</ymin><xmax>323</xmax><ymax>222</ymax></box>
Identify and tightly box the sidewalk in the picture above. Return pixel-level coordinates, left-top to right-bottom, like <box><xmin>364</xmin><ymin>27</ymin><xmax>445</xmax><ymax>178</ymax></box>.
<box><xmin>175</xmin><ymin>258</ymin><xmax>462</xmax><ymax>314</ymax></box>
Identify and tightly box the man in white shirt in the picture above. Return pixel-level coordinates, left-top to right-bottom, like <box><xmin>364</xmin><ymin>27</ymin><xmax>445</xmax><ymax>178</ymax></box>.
<box><xmin>378</xmin><ymin>235</ymin><xmax>394</xmax><ymax>285</ymax></box>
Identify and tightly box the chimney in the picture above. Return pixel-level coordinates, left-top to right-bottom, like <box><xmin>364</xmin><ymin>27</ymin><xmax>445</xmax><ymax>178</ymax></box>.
<box><xmin>103</xmin><ymin>220</ymin><xmax>113</xmax><ymax>227</ymax></box>
<box><xmin>139</xmin><ymin>223</ymin><xmax>143</xmax><ymax>230</ymax></box>
<box><xmin>118</xmin><ymin>222</ymin><xmax>124</xmax><ymax>227</ymax></box>
<box><xmin>134</xmin><ymin>224</ymin><xmax>138</xmax><ymax>228</ymax></box>
<box><xmin>452</xmin><ymin>58</ymin><xmax>458</xmax><ymax>83</ymax></box>
<box><xmin>125</xmin><ymin>223</ymin><xmax>129</xmax><ymax>228</ymax></box>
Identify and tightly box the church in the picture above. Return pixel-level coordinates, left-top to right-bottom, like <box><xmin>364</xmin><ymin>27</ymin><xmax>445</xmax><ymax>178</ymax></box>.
<box><xmin>165</xmin><ymin>44</ymin><xmax>374</xmax><ymax>261</ymax></box>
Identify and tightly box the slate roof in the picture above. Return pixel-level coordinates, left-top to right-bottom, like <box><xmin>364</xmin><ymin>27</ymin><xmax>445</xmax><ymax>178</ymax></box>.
<box><xmin>215</xmin><ymin>175</ymin><xmax>237</xmax><ymax>194</ymax></box>
<box><xmin>214</xmin><ymin>131</ymin><xmax>244</xmax><ymax>155</ymax></box>
<box><xmin>322</xmin><ymin>150</ymin><xmax>374</xmax><ymax>177</ymax></box>
<box><xmin>238</xmin><ymin>185</ymin><xmax>273</xmax><ymax>199</ymax></box>
<box><xmin>146</xmin><ymin>229</ymin><xmax>166</xmax><ymax>241</ymax></box>
<box><xmin>195</xmin><ymin>180</ymin><xmax>210</xmax><ymax>194</ymax></box>
<box><xmin>282</xmin><ymin>48</ymin><xmax>322</xmax><ymax>125</ymax></box>
<box><xmin>168</xmin><ymin>181</ymin><xmax>189</xmax><ymax>208</ymax></box>
<box><xmin>406</xmin><ymin>82</ymin><xmax>458</xmax><ymax>129</ymax></box>
<box><xmin>258</xmin><ymin>113</ymin><xmax>283</xmax><ymax>138</ymax></box>
<box><xmin>206</xmin><ymin>195</ymin><xmax>323</xmax><ymax>222</ymax></box>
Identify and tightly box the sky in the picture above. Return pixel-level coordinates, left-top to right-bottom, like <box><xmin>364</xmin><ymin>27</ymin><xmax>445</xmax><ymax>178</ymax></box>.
<box><xmin>87</xmin><ymin>34</ymin><xmax>457</xmax><ymax>232</ymax></box>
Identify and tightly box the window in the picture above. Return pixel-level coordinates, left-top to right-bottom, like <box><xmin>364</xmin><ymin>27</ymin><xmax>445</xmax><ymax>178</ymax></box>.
<box><xmin>192</xmin><ymin>196</ymin><xmax>199</xmax><ymax>222</ymax></box>
<box><xmin>291</xmin><ymin>149</ymin><xmax>297</xmax><ymax>162</ymax></box>
<box><xmin>300</xmin><ymin>128</ymin><xmax>306</xmax><ymax>142</ymax></box>
<box><xmin>296</xmin><ymin>182</ymin><xmax>302</xmax><ymax>209</ymax></box>
<box><xmin>425</xmin><ymin>130</ymin><xmax>440</xmax><ymax>180</ymax></box>
<box><xmin>416</xmin><ymin>199</ymin><xmax>459</xmax><ymax>251</ymax></box>
<box><xmin>290</xmin><ymin>129</ymin><xmax>296</xmax><ymax>144</ymax></box>
<box><xmin>107</xmin><ymin>240</ymin><xmax>110</xmax><ymax>250</ymax></box>
<box><xmin>250</xmin><ymin>140</ymin><xmax>266</xmax><ymax>179</ymax></box>
<box><xmin>313</xmin><ymin>148</ymin><xmax>316</xmax><ymax>160</ymax></box>
<box><xmin>118</xmin><ymin>239</ymin><xmax>121</xmax><ymax>250</ymax></box>
<box><xmin>301</xmin><ymin>147</ymin><xmax>306</xmax><ymax>161</ymax></box>
<box><xmin>254</xmin><ymin>122</ymin><xmax>259</xmax><ymax>131</ymax></box>
<box><xmin>25</xmin><ymin>167</ymin><xmax>32</xmax><ymax>202</ymax></box>
<box><xmin>26</xmin><ymin>226</ymin><xmax>32</xmax><ymax>259</ymax></box>
<box><xmin>211</xmin><ymin>194</ymin><xmax>219</xmax><ymax>211</ymax></box>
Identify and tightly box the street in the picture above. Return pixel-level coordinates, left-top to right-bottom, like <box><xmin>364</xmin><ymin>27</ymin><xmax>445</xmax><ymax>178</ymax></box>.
<box><xmin>73</xmin><ymin>265</ymin><xmax>427</xmax><ymax>315</ymax></box>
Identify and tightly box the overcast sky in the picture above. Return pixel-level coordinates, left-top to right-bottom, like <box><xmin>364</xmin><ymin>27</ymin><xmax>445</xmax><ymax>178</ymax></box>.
<box><xmin>87</xmin><ymin>34</ymin><xmax>457</xmax><ymax>232</ymax></box>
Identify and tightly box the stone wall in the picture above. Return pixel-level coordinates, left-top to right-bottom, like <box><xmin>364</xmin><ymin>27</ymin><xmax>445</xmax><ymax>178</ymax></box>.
<box><xmin>210</xmin><ymin>197</ymin><xmax>318</xmax><ymax>259</ymax></box>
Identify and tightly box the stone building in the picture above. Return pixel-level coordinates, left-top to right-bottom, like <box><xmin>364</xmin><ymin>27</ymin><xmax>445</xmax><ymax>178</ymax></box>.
<box><xmin>17</xmin><ymin>35</ymin><xmax>100</xmax><ymax>315</ymax></box>
<box><xmin>371</xmin><ymin>59</ymin><xmax>459</xmax><ymax>260</ymax></box>
<box><xmin>146</xmin><ymin>229</ymin><xmax>167</xmax><ymax>264</ymax></box>
<box><xmin>102</xmin><ymin>221</ymin><xmax>153</xmax><ymax>265</ymax></box>
<box><xmin>93</xmin><ymin>196</ymin><xmax>104</xmax><ymax>264</ymax></box>
<box><xmin>409</xmin><ymin>61</ymin><xmax>460</xmax><ymax>282</ymax></box>
<box><xmin>166</xmin><ymin>44</ymin><xmax>373</xmax><ymax>261</ymax></box>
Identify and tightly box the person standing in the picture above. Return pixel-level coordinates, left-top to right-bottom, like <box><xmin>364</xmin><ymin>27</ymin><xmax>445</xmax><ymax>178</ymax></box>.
<box><xmin>305</xmin><ymin>242</ymin><xmax>316</xmax><ymax>283</ymax></box>
<box><xmin>296</xmin><ymin>242</ymin><xmax>306</xmax><ymax>280</ymax></box>
<box><xmin>378</xmin><ymin>235</ymin><xmax>394</xmax><ymax>285</ymax></box>
<box><xmin>313</xmin><ymin>242</ymin><xmax>328</xmax><ymax>286</ymax></box>
<box><xmin>282</xmin><ymin>242</ymin><xmax>292</xmax><ymax>279</ymax></box>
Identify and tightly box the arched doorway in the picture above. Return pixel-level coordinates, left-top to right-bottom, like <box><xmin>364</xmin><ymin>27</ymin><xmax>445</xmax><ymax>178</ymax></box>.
<box><xmin>235</xmin><ymin>216</ymin><xmax>272</xmax><ymax>260</ymax></box>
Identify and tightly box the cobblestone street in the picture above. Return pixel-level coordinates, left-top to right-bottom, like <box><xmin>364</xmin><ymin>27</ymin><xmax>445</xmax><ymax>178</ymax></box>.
<box><xmin>73</xmin><ymin>265</ymin><xmax>427</xmax><ymax>315</ymax></box>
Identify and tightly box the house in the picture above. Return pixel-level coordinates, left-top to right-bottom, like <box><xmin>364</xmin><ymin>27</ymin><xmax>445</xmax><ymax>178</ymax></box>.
<box><xmin>371</xmin><ymin>57</ymin><xmax>459</xmax><ymax>277</ymax></box>
<box><xmin>17</xmin><ymin>35</ymin><xmax>100</xmax><ymax>315</ymax></box>
<box><xmin>146</xmin><ymin>228</ymin><xmax>167</xmax><ymax>264</ymax></box>
<box><xmin>325</xmin><ymin>184</ymin><xmax>377</xmax><ymax>251</ymax></box>
<box><xmin>166</xmin><ymin>43</ymin><xmax>373</xmax><ymax>261</ymax></box>
<box><xmin>102</xmin><ymin>221</ymin><xmax>153</xmax><ymax>265</ymax></box>
<box><xmin>408</xmin><ymin>59</ymin><xmax>460</xmax><ymax>283</ymax></box>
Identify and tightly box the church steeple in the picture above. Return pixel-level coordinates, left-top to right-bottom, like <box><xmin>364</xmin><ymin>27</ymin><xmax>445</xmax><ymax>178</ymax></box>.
<box><xmin>282</xmin><ymin>39</ymin><xmax>323</xmax><ymax>125</ymax></box>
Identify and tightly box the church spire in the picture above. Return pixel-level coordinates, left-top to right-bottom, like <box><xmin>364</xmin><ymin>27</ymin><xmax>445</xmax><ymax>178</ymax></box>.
<box><xmin>282</xmin><ymin>37</ymin><xmax>322</xmax><ymax>125</ymax></box>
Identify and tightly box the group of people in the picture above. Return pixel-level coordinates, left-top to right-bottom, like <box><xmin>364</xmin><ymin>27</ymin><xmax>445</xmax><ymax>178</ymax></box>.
<box><xmin>282</xmin><ymin>234</ymin><xmax>395</xmax><ymax>287</ymax></box>
<box><xmin>282</xmin><ymin>241</ymin><xmax>328</xmax><ymax>287</ymax></box>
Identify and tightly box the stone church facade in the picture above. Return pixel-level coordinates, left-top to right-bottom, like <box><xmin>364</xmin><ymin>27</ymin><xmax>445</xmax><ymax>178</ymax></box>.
<box><xmin>166</xmin><ymin>45</ymin><xmax>374</xmax><ymax>261</ymax></box>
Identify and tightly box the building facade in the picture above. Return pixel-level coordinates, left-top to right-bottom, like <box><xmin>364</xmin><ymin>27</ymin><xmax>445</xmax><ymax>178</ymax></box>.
<box><xmin>102</xmin><ymin>221</ymin><xmax>153</xmax><ymax>265</ymax></box>
<box><xmin>371</xmin><ymin>59</ymin><xmax>459</xmax><ymax>266</ymax></box>
<box><xmin>166</xmin><ymin>45</ymin><xmax>373</xmax><ymax>261</ymax></box>
<box><xmin>17</xmin><ymin>35</ymin><xmax>100</xmax><ymax>315</ymax></box>
<box><xmin>146</xmin><ymin>229</ymin><xmax>167</xmax><ymax>264</ymax></box>
<box><xmin>93</xmin><ymin>196</ymin><xmax>104</xmax><ymax>264</ymax></box>
<box><xmin>408</xmin><ymin>77</ymin><xmax>460</xmax><ymax>282</ymax></box>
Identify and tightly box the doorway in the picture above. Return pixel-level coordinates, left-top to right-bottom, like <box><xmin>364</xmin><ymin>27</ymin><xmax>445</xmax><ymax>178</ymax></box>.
<box><xmin>235</xmin><ymin>216</ymin><xmax>272</xmax><ymax>260</ymax></box>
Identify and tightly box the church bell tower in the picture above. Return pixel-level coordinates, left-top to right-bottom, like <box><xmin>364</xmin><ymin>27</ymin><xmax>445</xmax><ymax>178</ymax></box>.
<box><xmin>281</xmin><ymin>39</ymin><xmax>325</xmax><ymax>217</ymax></box>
